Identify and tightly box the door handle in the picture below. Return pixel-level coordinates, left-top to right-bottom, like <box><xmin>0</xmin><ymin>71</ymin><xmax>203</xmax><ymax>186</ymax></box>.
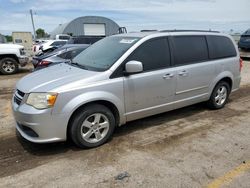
<box><xmin>178</xmin><ymin>70</ymin><xmax>188</xmax><ymax>76</ymax></box>
<box><xmin>163</xmin><ymin>73</ymin><xmax>174</xmax><ymax>79</ymax></box>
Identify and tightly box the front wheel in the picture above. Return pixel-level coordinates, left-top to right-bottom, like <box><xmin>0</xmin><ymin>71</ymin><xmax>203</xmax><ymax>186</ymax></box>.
<box><xmin>207</xmin><ymin>81</ymin><xmax>230</xmax><ymax>109</ymax></box>
<box><xmin>0</xmin><ymin>57</ymin><xmax>18</xmax><ymax>75</ymax></box>
<box><xmin>69</xmin><ymin>104</ymin><xmax>115</xmax><ymax>148</ymax></box>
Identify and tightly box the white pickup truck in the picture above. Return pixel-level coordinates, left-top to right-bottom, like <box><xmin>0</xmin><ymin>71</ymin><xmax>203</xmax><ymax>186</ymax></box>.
<box><xmin>0</xmin><ymin>44</ymin><xmax>29</xmax><ymax>75</ymax></box>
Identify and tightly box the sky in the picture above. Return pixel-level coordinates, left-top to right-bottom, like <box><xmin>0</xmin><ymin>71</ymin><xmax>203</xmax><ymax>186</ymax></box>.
<box><xmin>0</xmin><ymin>0</ymin><xmax>249</xmax><ymax>35</ymax></box>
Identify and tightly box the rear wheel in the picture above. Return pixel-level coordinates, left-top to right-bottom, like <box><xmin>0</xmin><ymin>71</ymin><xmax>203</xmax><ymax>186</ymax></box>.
<box><xmin>0</xmin><ymin>57</ymin><xmax>18</xmax><ymax>75</ymax></box>
<box><xmin>207</xmin><ymin>81</ymin><xmax>230</xmax><ymax>109</ymax></box>
<box><xmin>69</xmin><ymin>104</ymin><xmax>115</xmax><ymax>148</ymax></box>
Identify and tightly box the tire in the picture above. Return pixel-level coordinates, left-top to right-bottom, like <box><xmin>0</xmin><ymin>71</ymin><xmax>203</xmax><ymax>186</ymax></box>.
<box><xmin>0</xmin><ymin>57</ymin><xmax>18</xmax><ymax>75</ymax></box>
<box><xmin>207</xmin><ymin>81</ymin><xmax>230</xmax><ymax>109</ymax></box>
<box><xmin>69</xmin><ymin>104</ymin><xmax>115</xmax><ymax>148</ymax></box>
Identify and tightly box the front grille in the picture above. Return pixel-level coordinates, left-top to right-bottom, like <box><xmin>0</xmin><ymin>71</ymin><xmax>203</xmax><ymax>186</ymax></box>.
<box><xmin>20</xmin><ymin>48</ymin><xmax>26</xmax><ymax>55</ymax></box>
<box><xmin>14</xmin><ymin>95</ymin><xmax>22</xmax><ymax>105</ymax></box>
<box><xmin>17</xmin><ymin>89</ymin><xmax>25</xmax><ymax>97</ymax></box>
<box><xmin>14</xmin><ymin>89</ymin><xmax>25</xmax><ymax>106</ymax></box>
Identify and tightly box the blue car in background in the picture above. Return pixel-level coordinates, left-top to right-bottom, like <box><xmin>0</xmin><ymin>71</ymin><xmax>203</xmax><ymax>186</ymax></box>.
<box><xmin>238</xmin><ymin>29</ymin><xmax>250</xmax><ymax>51</ymax></box>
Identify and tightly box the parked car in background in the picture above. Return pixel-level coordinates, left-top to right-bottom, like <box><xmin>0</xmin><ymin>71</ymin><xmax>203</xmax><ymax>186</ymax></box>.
<box><xmin>39</xmin><ymin>40</ymin><xmax>67</xmax><ymax>52</ymax></box>
<box><xmin>55</xmin><ymin>34</ymin><xmax>70</xmax><ymax>40</ymax></box>
<box><xmin>67</xmin><ymin>36</ymin><xmax>104</xmax><ymax>45</ymax></box>
<box><xmin>33</xmin><ymin>40</ymin><xmax>68</xmax><ymax>55</ymax></box>
<box><xmin>34</xmin><ymin>45</ymin><xmax>89</xmax><ymax>70</ymax></box>
<box><xmin>12</xmin><ymin>31</ymin><xmax>241</xmax><ymax>148</ymax></box>
<box><xmin>32</xmin><ymin>44</ymin><xmax>89</xmax><ymax>68</ymax></box>
<box><xmin>238</xmin><ymin>29</ymin><xmax>250</xmax><ymax>51</ymax></box>
<box><xmin>33</xmin><ymin>40</ymin><xmax>48</xmax><ymax>53</ymax></box>
<box><xmin>0</xmin><ymin>44</ymin><xmax>28</xmax><ymax>74</ymax></box>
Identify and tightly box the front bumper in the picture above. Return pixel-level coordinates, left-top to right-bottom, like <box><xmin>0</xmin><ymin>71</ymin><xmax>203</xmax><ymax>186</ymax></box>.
<box><xmin>18</xmin><ymin>56</ymin><xmax>29</xmax><ymax>67</ymax></box>
<box><xmin>12</xmin><ymin>96</ymin><xmax>68</xmax><ymax>143</ymax></box>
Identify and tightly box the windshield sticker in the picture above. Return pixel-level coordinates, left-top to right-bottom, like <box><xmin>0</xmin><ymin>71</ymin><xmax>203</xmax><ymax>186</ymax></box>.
<box><xmin>119</xmin><ymin>39</ymin><xmax>137</xmax><ymax>44</ymax></box>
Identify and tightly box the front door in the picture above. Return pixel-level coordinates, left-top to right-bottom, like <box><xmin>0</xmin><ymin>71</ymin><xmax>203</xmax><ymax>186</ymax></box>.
<box><xmin>123</xmin><ymin>37</ymin><xmax>176</xmax><ymax>121</ymax></box>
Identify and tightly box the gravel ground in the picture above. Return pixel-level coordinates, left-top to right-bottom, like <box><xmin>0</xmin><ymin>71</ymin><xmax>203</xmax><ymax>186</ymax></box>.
<box><xmin>0</xmin><ymin>61</ymin><xmax>250</xmax><ymax>188</ymax></box>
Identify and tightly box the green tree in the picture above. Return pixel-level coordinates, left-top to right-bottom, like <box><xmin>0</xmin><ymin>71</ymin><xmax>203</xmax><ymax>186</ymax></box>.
<box><xmin>36</xmin><ymin>28</ymin><xmax>45</xmax><ymax>38</ymax></box>
<box><xmin>5</xmin><ymin>35</ymin><xmax>12</xmax><ymax>42</ymax></box>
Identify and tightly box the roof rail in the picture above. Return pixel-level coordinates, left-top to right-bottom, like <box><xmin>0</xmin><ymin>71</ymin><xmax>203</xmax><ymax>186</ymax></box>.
<box><xmin>140</xmin><ymin>30</ymin><xmax>158</xmax><ymax>32</ymax></box>
<box><xmin>160</xmin><ymin>29</ymin><xmax>220</xmax><ymax>33</ymax></box>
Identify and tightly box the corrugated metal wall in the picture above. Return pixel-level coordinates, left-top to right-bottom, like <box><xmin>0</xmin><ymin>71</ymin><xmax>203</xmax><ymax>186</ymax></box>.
<box><xmin>50</xmin><ymin>16</ymin><xmax>120</xmax><ymax>38</ymax></box>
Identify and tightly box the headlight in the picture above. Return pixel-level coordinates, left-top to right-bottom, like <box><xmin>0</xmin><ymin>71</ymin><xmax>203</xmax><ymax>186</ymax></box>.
<box><xmin>26</xmin><ymin>93</ymin><xmax>58</xmax><ymax>109</ymax></box>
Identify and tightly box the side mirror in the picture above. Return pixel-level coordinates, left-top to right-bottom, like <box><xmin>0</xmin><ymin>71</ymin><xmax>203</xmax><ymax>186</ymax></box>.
<box><xmin>125</xmin><ymin>60</ymin><xmax>143</xmax><ymax>74</ymax></box>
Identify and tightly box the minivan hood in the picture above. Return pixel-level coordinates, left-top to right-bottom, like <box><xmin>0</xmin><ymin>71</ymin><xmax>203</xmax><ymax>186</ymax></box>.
<box><xmin>16</xmin><ymin>63</ymin><xmax>102</xmax><ymax>93</ymax></box>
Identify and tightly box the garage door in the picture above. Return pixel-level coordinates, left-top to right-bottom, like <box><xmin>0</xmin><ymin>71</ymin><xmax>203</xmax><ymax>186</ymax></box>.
<box><xmin>83</xmin><ymin>24</ymin><xmax>106</xmax><ymax>36</ymax></box>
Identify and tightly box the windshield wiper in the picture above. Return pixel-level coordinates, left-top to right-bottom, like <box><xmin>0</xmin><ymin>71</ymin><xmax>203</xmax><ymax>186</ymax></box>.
<box><xmin>69</xmin><ymin>61</ymin><xmax>88</xmax><ymax>70</ymax></box>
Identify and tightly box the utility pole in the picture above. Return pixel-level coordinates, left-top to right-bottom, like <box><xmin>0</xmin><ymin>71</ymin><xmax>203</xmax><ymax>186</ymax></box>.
<box><xmin>30</xmin><ymin>9</ymin><xmax>36</xmax><ymax>40</ymax></box>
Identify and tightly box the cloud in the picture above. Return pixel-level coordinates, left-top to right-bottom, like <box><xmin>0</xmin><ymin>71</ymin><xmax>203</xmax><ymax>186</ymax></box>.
<box><xmin>0</xmin><ymin>0</ymin><xmax>249</xmax><ymax>35</ymax></box>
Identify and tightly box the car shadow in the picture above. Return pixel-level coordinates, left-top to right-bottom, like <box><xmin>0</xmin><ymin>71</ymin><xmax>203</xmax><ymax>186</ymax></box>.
<box><xmin>114</xmin><ymin>102</ymin><xmax>207</xmax><ymax>137</ymax></box>
<box><xmin>16</xmin><ymin>131</ymin><xmax>81</xmax><ymax>156</ymax></box>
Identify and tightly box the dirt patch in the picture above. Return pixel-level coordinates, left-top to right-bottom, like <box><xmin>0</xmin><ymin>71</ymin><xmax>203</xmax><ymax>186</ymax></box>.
<box><xmin>0</xmin><ymin>86</ymin><xmax>250</xmax><ymax>178</ymax></box>
<box><xmin>0</xmin><ymin>87</ymin><xmax>14</xmax><ymax>95</ymax></box>
<box><xmin>230</xmin><ymin>85</ymin><xmax>250</xmax><ymax>101</ymax></box>
<box><xmin>0</xmin><ymin>134</ymin><xmax>79</xmax><ymax>178</ymax></box>
<box><xmin>0</xmin><ymin>94</ymin><xmax>12</xmax><ymax>100</ymax></box>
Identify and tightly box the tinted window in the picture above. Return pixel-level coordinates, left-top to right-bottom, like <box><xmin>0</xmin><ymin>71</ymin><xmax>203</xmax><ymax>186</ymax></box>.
<box><xmin>172</xmin><ymin>36</ymin><xmax>208</xmax><ymax>66</ymax></box>
<box><xmin>51</xmin><ymin>41</ymin><xmax>66</xmax><ymax>46</ymax></box>
<box><xmin>58</xmin><ymin>48</ymin><xmax>85</xmax><ymax>59</ymax></box>
<box><xmin>15</xmin><ymin>39</ymin><xmax>22</xmax><ymax>43</ymax></box>
<box><xmin>67</xmin><ymin>36</ymin><xmax>104</xmax><ymax>44</ymax></box>
<box><xmin>207</xmin><ymin>36</ymin><xmax>237</xmax><ymax>59</ymax></box>
<box><xmin>127</xmin><ymin>38</ymin><xmax>171</xmax><ymax>71</ymax></box>
<box><xmin>59</xmin><ymin>36</ymin><xmax>70</xmax><ymax>40</ymax></box>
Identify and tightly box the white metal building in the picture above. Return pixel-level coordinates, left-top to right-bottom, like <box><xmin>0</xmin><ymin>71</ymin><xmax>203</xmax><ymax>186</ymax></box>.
<box><xmin>50</xmin><ymin>16</ymin><xmax>120</xmax><ymax>39</ymax></box>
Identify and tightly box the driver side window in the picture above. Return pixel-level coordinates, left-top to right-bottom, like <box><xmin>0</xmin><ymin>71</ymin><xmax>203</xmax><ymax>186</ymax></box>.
<box><xmin>126</xmin><ymin>37</ymin><xmax>171</xmax><ymax>72</ymax></box>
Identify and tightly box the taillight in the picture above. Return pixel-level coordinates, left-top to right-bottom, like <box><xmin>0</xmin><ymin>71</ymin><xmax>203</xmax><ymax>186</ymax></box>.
<box><xmin>38</xmin><ymin>60</ymin><xmax>51</xmax><ymax>66</ymax></box>
<box><xmin>239</xmin><ymin>58</ymin><xmax>243</xmax><ymax>72</ymax></box>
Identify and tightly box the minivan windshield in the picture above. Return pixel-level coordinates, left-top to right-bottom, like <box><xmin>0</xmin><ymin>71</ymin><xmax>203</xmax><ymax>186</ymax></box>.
<box><xmin>72</xmin><ymin>36</ymin><xmax>140</xmax><ymax>71</ymax></box>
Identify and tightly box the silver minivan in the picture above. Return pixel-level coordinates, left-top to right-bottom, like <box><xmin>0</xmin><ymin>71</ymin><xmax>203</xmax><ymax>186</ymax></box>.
<box><xmin>12</xmin><ymin>31</ymin><xmax>242</xmax><ymax>148</ymax></box>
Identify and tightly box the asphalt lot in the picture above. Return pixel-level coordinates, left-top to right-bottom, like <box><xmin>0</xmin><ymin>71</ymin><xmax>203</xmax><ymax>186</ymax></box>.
<box><xmin>0</xmin><ymin>60</ymin><xmax>250</xmax><ymax>188</ymax></box>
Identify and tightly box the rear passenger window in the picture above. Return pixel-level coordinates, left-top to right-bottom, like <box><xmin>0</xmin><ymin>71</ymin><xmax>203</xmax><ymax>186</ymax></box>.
<box><xmin>172</xmin><ymin>36</ymin><xmax>209</xmax><ymax>66</ymax></box>
<box><xmin>127</xmin><ymin>38</ymin><xmax>171</xmax><ymax>71</ymax></box>
<box><xmin>207</xmin><ymin>36</ymin><xmax>236</xmax><ymax>59</ymax></box>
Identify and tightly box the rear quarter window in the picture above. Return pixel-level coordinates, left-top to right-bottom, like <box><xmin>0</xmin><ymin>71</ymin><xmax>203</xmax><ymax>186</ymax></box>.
<box><xmin>207</xmin><ymin>35</ymin><xmax>237</xmax><ymax>59</ymax></box>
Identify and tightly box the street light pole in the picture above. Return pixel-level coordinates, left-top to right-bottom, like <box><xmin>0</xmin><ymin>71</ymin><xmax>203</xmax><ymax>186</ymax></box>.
<box><xmin>30</xmin><ymin>9</ymin><xmax>36</xmax><ymax>40</ymax></box>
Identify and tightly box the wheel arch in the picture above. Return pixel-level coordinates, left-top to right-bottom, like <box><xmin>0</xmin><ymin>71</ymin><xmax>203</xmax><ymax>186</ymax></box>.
<box><xmin>0</xmin><ymin>54</ymin><xmax>19</xmax><ymax>63</ymax></box>
<box><xmin>66</xmin><ymin>100</ymin><xmax>121</xmax><ymax>140</ymax></box>
<box><xmin>209</xmin><ymin>72</ymin><xmax>234</xmax><ymax>96</ymax></box>
<box><xmin>218</xmin><ymin>77</ymin><xmax>232</xmax><ymax>91</ymax></box>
